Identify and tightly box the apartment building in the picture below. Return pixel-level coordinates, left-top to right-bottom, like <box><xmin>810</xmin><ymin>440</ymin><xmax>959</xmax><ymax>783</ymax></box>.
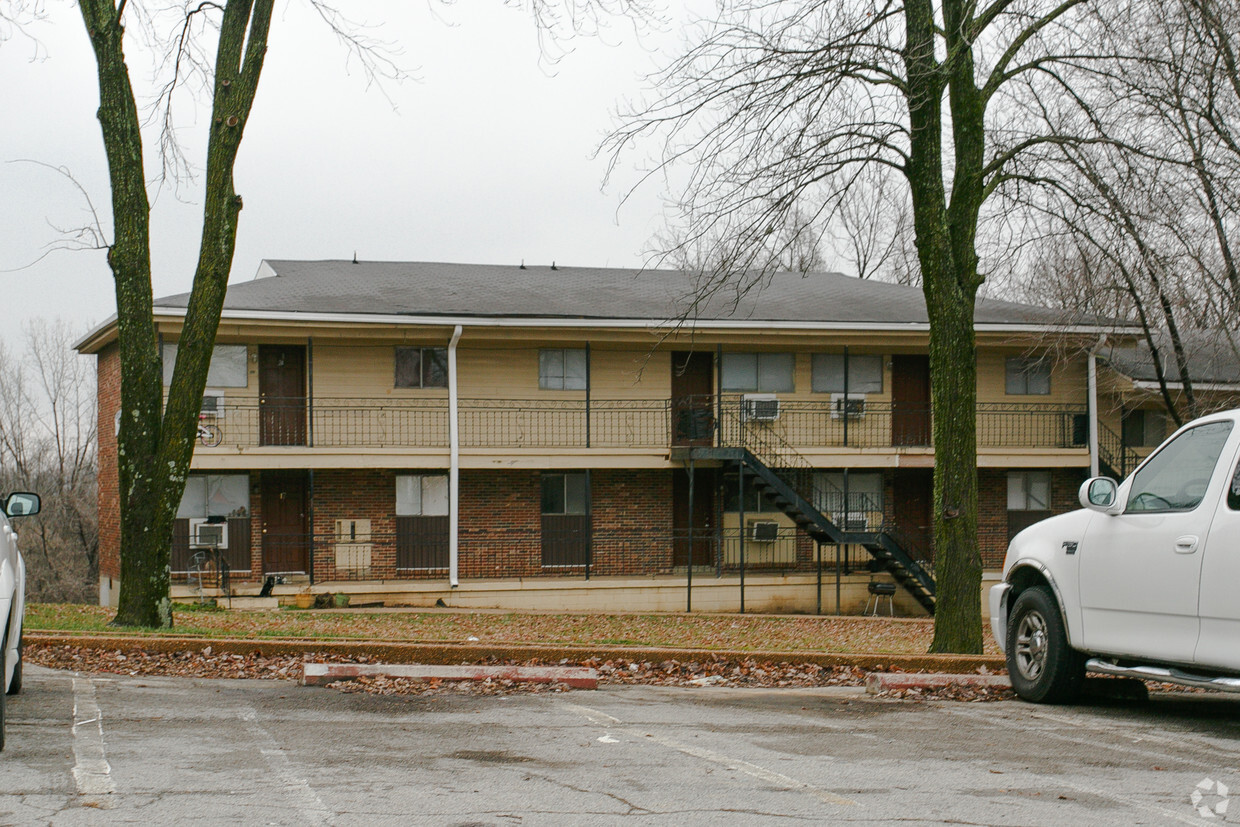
<box><xmin>78</xmin><ymin>260</ymin><xmax>1138</xmax><ymax>614</ymax></box>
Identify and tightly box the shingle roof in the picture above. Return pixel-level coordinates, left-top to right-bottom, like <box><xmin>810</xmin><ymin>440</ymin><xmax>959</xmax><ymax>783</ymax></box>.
<box><xmin>1104</xmin><ymin>332</ymin><xmax>1240</xmax><ymax>386</ymax></box>
<box><xmin>151</xmin><ymin>259</ymin><xmax>1101</xmax><ymax>327</ymax></box>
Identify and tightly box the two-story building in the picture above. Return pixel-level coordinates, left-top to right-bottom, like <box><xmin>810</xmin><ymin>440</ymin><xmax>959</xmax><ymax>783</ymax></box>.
<box><xmin>78</xmin><ymin>260</ymin><xmax>1137</xmax><ymax>614</ymax></box>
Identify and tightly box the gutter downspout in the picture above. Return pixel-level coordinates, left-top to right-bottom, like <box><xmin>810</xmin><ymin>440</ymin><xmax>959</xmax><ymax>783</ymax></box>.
<box><xmin>1088</xmin><ymin>336</ymin><xmax>1105</xmax><ymax>478</ymax></box>
<box><xmin>448</xmin><ymin>325</ymin><xmax>464</xmax><ymax>587</ymax></box>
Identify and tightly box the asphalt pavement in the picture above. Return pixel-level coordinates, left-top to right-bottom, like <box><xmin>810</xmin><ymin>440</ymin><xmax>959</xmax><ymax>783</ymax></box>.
<box><xmin>2</xmin><ymin>664</ymin><xmax>1238</xmax><ymax>825</ymax></box>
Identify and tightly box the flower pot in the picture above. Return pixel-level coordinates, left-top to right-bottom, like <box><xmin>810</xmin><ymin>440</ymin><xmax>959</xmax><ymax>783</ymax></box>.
<box><xmin>293</xmin><ymin>592</ymin><xmax>314</xmax><ymax>609</ymax></box>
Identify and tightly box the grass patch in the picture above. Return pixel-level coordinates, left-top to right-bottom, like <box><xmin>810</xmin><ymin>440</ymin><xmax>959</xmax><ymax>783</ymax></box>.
<box><xmin>25</xmin><ymin>603</ymin><xmax>1001</xmax><ymax>656</ymax></box>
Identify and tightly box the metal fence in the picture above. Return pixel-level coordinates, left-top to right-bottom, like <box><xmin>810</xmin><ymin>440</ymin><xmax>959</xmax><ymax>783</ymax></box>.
<box><xmin>197</xmin><ymin>396</ymin><xmax>1091</xmax><ymax>452</ymax></box>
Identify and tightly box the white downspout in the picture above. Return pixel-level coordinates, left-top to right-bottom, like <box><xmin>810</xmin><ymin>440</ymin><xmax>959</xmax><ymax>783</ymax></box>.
<box><xmin>1088</xmin><ymin>336</ymin><xmax>1105</xmax><ymax>478</ymax></box>
<box><xmin>448</xmin><ymin>324</ymin><xmax>463</xmax><ymax>587</ymax></box>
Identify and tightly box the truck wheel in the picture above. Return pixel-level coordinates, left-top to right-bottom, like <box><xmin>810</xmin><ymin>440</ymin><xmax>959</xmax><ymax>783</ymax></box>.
<box><xmin>1006</xmin><ymin>585</ymin><xmax>1084</xmax><ymax>703</ymax></box>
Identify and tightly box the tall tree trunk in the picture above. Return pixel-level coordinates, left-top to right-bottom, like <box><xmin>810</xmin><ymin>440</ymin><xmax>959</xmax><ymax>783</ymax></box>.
<box><xmin>79</xmin><ymin>0</ymin><xmax>273</xmax><ymax>627</ymax></box>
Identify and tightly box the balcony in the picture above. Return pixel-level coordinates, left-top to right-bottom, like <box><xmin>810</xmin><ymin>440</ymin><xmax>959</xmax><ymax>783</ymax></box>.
<box><xmin>194</xmin><ymin>396</ymin><xmax>1090</xmax><ymax>453</ymax></box>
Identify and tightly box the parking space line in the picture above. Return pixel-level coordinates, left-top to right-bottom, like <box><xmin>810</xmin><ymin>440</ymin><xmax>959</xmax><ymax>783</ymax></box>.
<box><xmin>240</xmin><ymin>707</ymin><xmax>334</xmax><ymax>825</ymax></box>
<box><xmin>560</xmin><ymin>702</ymin><xmax>856</xmax><ymax>807</ymax></box>
<box><xmin>71</xmin><ymin>677</ymin><xmax>116</xmax><ymax>807</ymax></box>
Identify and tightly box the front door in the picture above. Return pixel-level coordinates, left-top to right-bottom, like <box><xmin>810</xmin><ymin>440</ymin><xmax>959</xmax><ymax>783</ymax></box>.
<box><xmin>259</xmin><ymin>345</ymin><xmax>307</xmax><ymax>446</ymax></box>
<box><xmin>671</xmin><ymin>351</ymin><xmax>714</xmax><ymax>446</ymax></box>
<box><xmin>892</xmin><ymin>470</ymin><xmax>933</xmax><ymax>562</ymax></box>
<box><xmin>673</xmin><ymin>467</ymin><xmax>715</xmax><ymax>566</ymax></box>
<box><xmin>261</xmin><ymin>471</ymin><xmax>309</xmax><ymax>574</ymax></box>
<box><xmin>891</xmin><ymin>355</ymin><xmax>931</xmax><ymax>446</ymax></box>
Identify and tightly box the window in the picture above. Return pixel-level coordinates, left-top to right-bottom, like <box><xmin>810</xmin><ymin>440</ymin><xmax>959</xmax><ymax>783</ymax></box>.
<box><xmin>396</xmin><ymin>474</ymin><xmax>449</xmax><ymax>569</ymax></box>
<box><xmin>542</xmin><ymin>472</ymin><xmax>590</xmax><ymax>567</ymax></box>
<box><xmin>1007</xmin><ymin>471</ymin><xmax>1052</xmax><ymax>540</ymax></box>
<box><xmin>1122</xmin><ymin>409</ymin><xmax>1166</xmax><ymax>448</ymax></box>
<box><xmin>1005</xmin><ymin>357</ymin><xmax>1051</xmax><ymax>395</ymax></box>
<box><xmin>177</xmin><ymin>474</ymin><xmax>250</xmax><ymax>519</ymax></box>
<box><xmin>813</xmin><ymin>472</ymin><xmax>883</xmax><ymax>525</ymax></box>
<box><xmin>541</xmin><ymin>472</ymin><xmax>589</xmax><ymax>515</ymax></box>
<box><xmin>812</xmin><ymin>354</ymin><xmax>883</xmax><ymax>394</ymax></box>
<box><xmin>396</xmin><ymin>474</ymin><xmax>450</xmax><ymax>516</ymax></box>
<box><xmin>1008</xmin><ymin>471</ymin><xmax>1051</xmax><ymax>511</ymax></box>
<box><xmin>172</xmin><ymin>474</ymin><xmax>251</xmax><ymax>572</ymax></box>
<box><xmin>723</xmin><ymin>473</ymin><xmax>775</xmax><ymax>513</ymax></box>
<box><xmin>539</xmin><ymin>348</ymin><xmax>588</xmax><ymax>390</ymax></box>
<box><xmin>1126</xmin><ymin>420</ymin><xmax>1233</xmax><ymax>512</ymax></box>
<box><xmin>162</xmin><ymin>344</ymin><xmax>248</xmax><ymax>387</ymax></box>
<box><xmin>395</xmin><ymin>347</ymin><xmax>448</xmax><ymax>389</ymax></box>
<box><xmin>721</xmin><ymin>352</ymin><xmax>794</xmax><ymax>393</ymax></box>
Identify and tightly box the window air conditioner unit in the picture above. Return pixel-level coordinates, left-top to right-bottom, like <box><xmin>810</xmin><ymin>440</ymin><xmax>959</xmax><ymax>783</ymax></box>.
<box><xmin>742</xmin><ymin>394</ymin><xmax>781</xmax><ymax>422</ymax></box>
<box><xmin>748</xmin><ymin>520</ymin><xmax>780</xmax><ymax>543</ymax></box>
<box><xmin>830</xmin><ymin>393</ymin><xmax>865</xmax><ymax>420</ymax></box>
<box><xmin>189</xmin><ymin>518</ymin><xmax>228</xmax><ymax>549</ymax></box>
<box><xmin>834</xmin><ymin>512</ymin><xmax>869</xmax><ymax>532</ymax></box>
<box><xmin>201</xmin><ymin>393</ymin><xmax>225</xmax><ymax>418</ymax></box>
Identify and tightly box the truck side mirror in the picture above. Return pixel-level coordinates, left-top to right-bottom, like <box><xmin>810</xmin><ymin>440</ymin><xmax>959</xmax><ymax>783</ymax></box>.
<box><xmin>4</xmin><ymin>492</ymin><xmax>41</xmax><ymax>518</ymax></box>
<box><xmin>1079</xmin><ymin>477</ymin><xmax>1118</xmax><ymax>512</ymax></box>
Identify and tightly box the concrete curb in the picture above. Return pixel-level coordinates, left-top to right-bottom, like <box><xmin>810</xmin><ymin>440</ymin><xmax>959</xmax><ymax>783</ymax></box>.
<box><xmin>26</xmin><ymin>632</ymin><xmax>1005</xmax><ymax>673</ymax></box>
<box><xmin>303</xmin><ymin>662</ymin><xmax>598</xmax><ymax>689</ymax></box>
<box><xmin>865</xmin><ymin>672</ymin><xmax>1011</xmax><ymax>693</ymax></box>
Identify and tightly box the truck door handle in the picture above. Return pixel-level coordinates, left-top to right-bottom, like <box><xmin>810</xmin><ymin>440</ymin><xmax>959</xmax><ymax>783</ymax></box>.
<box><xmin>1174</xmin><ymin>535</ymin><xmax>1199</xmax><ymax>554</ymax></box>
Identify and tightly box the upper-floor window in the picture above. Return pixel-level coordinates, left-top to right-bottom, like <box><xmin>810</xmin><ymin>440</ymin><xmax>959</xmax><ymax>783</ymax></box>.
<box><xmin>721</xmin><ymin>352</ymin><xmax>794</xmax><ymax>393</ymax></box>
<box><xmin>539</xmin><ymin>348</ymin><xmax>588</xmax><ymax>390</ymax></box>
<box><xmin>1005</xmin><ymin>357</ymin><xmax>1051</xmax><ymax>395</ymax></box>
<box><xmin>1122</xmin><ymin>409</ymin><xmax>1166</xmax><ymax>448</ymax></box>
<box><xmin>811</xmin><ymin>354</ymin><xmax>883</xmax><ymax>394</ymax></box>
<box><xmin>395</xmin><ymin>347</ymin><xmax>448</xmax><ymax>389</ymax></box>
<box><xmin>162</xmin><ymin>344</ymin><xmax>248</xmax><ymax>388</ymax></box>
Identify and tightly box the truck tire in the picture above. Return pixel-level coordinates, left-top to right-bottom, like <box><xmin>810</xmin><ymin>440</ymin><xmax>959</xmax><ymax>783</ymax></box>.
<box><xmin>1006</xmin><ymin>585</ymin><xmax>1084</xmax><ymax>703</ymax></box>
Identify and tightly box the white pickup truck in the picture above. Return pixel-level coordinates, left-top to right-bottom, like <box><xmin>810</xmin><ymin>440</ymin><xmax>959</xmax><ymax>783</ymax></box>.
<box><xmin>991</xmin><ymin>409</ymin><xmax>1240</xmax><ymax>703</ymax></box>
<box><xmin>2</xmin><ymin>491</ymin><xmax>40</xmax><ymax>752</ymax></box>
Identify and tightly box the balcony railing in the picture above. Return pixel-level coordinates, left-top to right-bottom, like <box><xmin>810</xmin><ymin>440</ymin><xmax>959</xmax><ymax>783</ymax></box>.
<box><xmin>195</xmin><ymin>396</ymin><xmax>1090</xmax><ymax>452</ymax></box>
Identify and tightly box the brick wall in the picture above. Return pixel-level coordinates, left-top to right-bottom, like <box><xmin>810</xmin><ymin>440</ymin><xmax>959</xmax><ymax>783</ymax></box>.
<box><xmin>458</xmin><ymin>470</ymin><xmax>543</xmax><ymax>578</ymax></box>
<box><xmin>978</xmin><ymin>467</ymin><xmax>1088</xmax><ymax>568</ymax></box>
<box><xmin>96</xmin><ymin>344</ymin><xmax>121</xmax><ymax>582</ymax></box>
<box><xmin>589</xmin><ymin>469</ymin><xmax>674</xmax><ymax>576</ymax></box>
<box><xmin>309</xmin><ymin>469</ymin><xmax>399</xmax><ymax>581</ymax></box>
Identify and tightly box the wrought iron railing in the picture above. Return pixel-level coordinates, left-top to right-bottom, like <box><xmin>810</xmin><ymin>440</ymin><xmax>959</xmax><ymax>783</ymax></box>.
<box><xmin>1098</xmin><ymin>421</ymin><xmax>1143</xmax><ymax>479</ymax></box>
<box><xmin>195</xmin><ymin>395</ymin><xmax>1090</xmax><ymax>453</ymax></box>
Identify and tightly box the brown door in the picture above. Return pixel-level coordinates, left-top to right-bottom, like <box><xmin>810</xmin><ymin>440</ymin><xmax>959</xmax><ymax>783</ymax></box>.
<box><xmin>261</xmin><ymin>471</ymin><xmax>309</xmax><ymax>573</ymax></box>
<box><xmin>672</xmin><ymin>468</ymin><xmax>715</xmax><ymax>566</ymax></box>
<box><xmin>259</xmin><ymin>345</ymin><xmax>307</xmax><ymax>446</ymax></box>
<box><xmin>891</xmin><ymin>355</ymin><xmax>931</xmax><ymax>446</ymax></box>
<box><xmin>671</xmin><ymin>351</ymin><xmax>714</xmax><ymax>446</ymax></box>
<box><xmin>892</xmin><ymin>470</ymin><xmax>933</xmax><ymax>562</ymax></box>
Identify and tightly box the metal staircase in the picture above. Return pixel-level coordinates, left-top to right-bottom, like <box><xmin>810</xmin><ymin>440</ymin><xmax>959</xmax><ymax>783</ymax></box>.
<box><xmin>1098</xmin><ymin>422</ymin><xmax>1141</xmax><ymax>480</ymax></box>
<box><xmin>679</xmin><ymin>399</ymin><xmax>936</xmax><ymax>614</ymax></box>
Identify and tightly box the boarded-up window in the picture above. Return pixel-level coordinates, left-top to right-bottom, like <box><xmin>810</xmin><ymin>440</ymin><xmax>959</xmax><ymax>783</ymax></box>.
<box><xmin>1007</xmin><ymin>471</ymin><xmax>1052</xmax><ymax>540</ymax></box>
<box><xmin>541</xmin><ymin>472</ymin><xmax>590</xmax><ymax>566</ymax></box>
<box><xmin>395</xmin><ymin>347</ymin><xmax>448</xmax><ymax>389</ymax></box>
<box><xmin>396</xmin><ymin>474</ymin><xmax>449</xmax><ymax>569</ymax></box>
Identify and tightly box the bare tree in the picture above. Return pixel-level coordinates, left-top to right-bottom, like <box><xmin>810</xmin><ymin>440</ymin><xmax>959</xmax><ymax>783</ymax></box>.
<box><xmin>11</xmin><ymin>0</ymin><xmax>654</xmax><ymax>627</ymax></box>
<box><xmin>0</xmin><ymin>320</ymin><xmax>98</xmax><ymax>603</ymax></box>
<box><xmin>607</xmin><ymin>0</ymin><xmax>1108</xmax><ymax>653</ymax></box>
<box><xmin>1011</xmin><ymin>0</ymin><xmax>1240</xmax><ymax>426</ymax></box>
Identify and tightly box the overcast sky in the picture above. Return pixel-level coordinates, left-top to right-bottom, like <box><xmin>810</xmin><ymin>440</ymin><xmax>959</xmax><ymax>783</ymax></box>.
<box><xmin>1</xmin><ymin>2</ymin><xmax>705</xmax><ymax>345</ymax></box>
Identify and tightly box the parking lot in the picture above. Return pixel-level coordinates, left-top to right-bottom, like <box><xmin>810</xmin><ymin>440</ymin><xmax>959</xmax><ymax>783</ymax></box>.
<box><xmin>2</xmin><ymin>665</ymin><xmax>1239</xmax><ymax>825</ymax></box>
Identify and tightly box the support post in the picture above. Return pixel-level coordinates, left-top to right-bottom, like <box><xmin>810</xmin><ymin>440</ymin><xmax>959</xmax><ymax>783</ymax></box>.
<box><xmin>585</xmin><ymin>342</ymin><xmax>592</xmax><ymax>449</ymax></box>
<box><xmin>686</xmin><ymin>459</ymin><xmax>695</xmax><ymax>613</ymax></box>
<box><xmin>738</xmin><ymin>458</ymin><xmax>746</xmax><ymax>614</ymax></box>
<box><xmin>1088</xmin><ymin>343</ymin><xmax>1100</xmax><ymax>477</ymax></box>
<box><xmin>448</xmin><ymin>325</ymin><xmax>463</xmax><ymax>588</ymax></box>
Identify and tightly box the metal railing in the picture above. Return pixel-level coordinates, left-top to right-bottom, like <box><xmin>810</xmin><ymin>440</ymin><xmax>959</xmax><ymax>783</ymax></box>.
<box><xmin>170</xmin><ymin>526</ymin><xmax>846</xmax><ymax>583</ymax></box>
<box><xmin>195</xmin><ymin>395</ymin><xmax>1090</xmax><ymax>453</ymax></box>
